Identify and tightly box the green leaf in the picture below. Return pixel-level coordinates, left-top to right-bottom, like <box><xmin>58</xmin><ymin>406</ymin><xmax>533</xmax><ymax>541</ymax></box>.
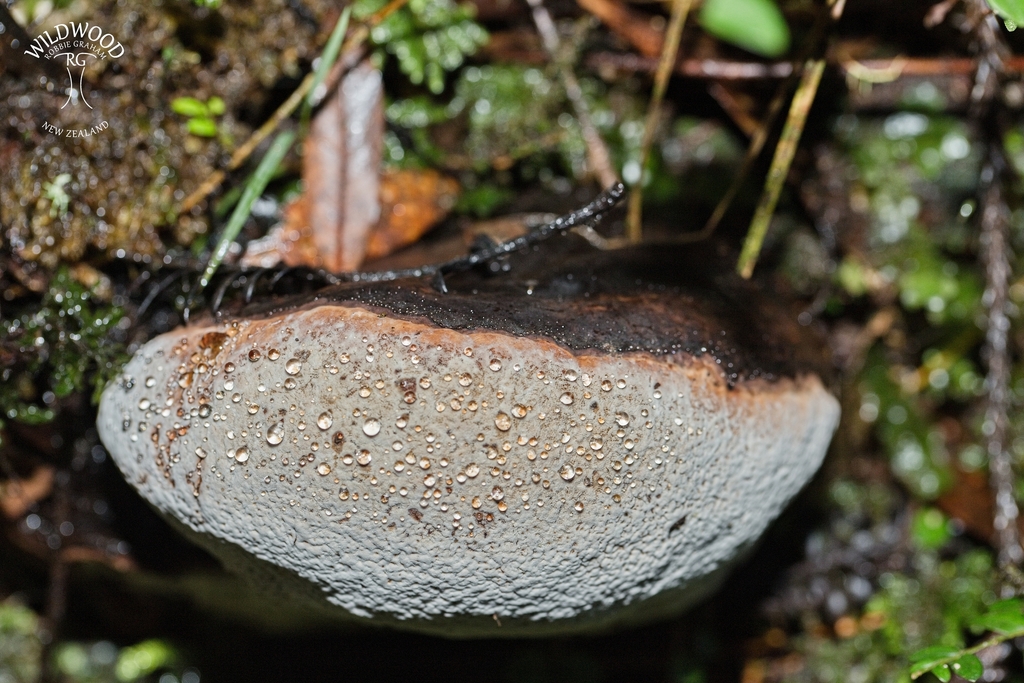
<box><xmin>171</xmin><ymin>96</ymin><xmax>208</xmax><ymax>118</ymax></box>
<box><xmin>951</xmin><ymin>654</ymin><xmax>984</xmax><ymax>682</ymax></box>
<box><xmin>970</xmin><ymin>598</ymin><xmax>1024</xmax><ymax>635</ymax></box>
<box><xmin>987</xmin><ymin>597</ymin><xmax>1023</xmax><ymax>613</ymax></box>
<box><xmin>909</xmin><ymin>646</ymin><xmax>961</xmax><ymax>676</ymax></box>
<box><xmin>699</xmin><ymin>0</ymin><xmax>790</xmax><ymax>57</ymax></box>
<box><xmin>911</xmin><ymin>507</ymin><xmax>951</xmax><ymax>549</ymax></box>
<box><xmin>987</xmin><ymin>0</ymin><xmax>1024</xmax><ymax>25</ymax></box>
<box><xmin>206</xmin><ymin>96</ymin><xmax>226</xmax><ymax>116</ymax></box>
<box><xmin>187</xmin><ymin>117</ymin><xmax>218</xmax><ymax>137</ymax></box>
<box><xmin>932</xmin><ymin>664</ymin><xmax>952</xmax><ymax>682</ymax></box>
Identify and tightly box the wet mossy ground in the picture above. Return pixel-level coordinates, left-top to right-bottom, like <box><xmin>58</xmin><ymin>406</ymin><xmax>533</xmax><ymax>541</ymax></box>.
<box><xmin>1</xmin><ymin>0</ymin><xmax>342</xmax><ymax>273</ymax></box>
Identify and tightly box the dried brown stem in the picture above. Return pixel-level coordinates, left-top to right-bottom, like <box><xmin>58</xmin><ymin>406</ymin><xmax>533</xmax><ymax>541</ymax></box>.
<box><xmin>625</xmin><ymin>0</ymin><xmax>692</xmax><ymax>242</ymax></box>
<box><xmin>587</xmin><ymin>52</ymin><xmax>794</xmax><ymax>79</ymax></box>
<box><xmin>586</xmin><ymin>53</ymin><xmax>1024</xmax><ymax>81</ymax></box>
<box><xmin>525</xmin><ymin>0</ymin><xmax>618</xmax><ymax>188</ymax></box>
<box><xmin>575</xmin><ymin>0</ymin><xmax>664</xmax><ymax>58</ymax></box>
<box><xmin>706</xmin><ymin>83</ymin><xmax>762</xmax><ymax>137</ymax></box>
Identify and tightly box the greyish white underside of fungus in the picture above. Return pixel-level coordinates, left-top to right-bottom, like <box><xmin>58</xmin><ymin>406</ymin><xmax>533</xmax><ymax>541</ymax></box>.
<box><xmin>98</xmin><ymin>305</ymin><xmax>839</xmax><ymax>634</ymax></box>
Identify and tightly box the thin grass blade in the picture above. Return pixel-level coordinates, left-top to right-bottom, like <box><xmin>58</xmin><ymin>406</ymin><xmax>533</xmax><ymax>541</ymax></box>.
<box><xmin>736</xmin><ymin>58</ymin><xmax>824</xmax><ymax>278</ymax></box>
<box><xmin>200</xmin><ymin>130</ymin><xmax>296</xmax><ymax>288</ymax></box>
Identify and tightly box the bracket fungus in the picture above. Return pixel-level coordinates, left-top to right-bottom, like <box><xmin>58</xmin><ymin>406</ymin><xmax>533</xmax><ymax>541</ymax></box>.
<box><xmin>97</xmin><ymin>242</ymin><xmax>840</xmax><ymax>636</ymax></box>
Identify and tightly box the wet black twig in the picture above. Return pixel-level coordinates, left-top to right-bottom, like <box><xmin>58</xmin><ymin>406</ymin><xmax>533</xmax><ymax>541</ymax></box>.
<box><xmin>967</xmin><ymin>1</ymin><xmax>1008</xmax><ymax>113</ymax></box>
<box><xmin>342</xmin><ymin>182</ymin><xmax>625</xmax><ymax>289</ymax></box>
<box><xmin>135</xmin><ymin>183</ymin><xmax>626</xmax><ymax>320</ymax></box>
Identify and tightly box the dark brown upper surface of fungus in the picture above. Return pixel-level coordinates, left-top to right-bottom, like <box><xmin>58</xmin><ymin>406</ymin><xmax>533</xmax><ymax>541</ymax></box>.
<box><xmin>240</xmin><ymin>240</ymin><xmax>827</xmax><ymax>386</ymax></box>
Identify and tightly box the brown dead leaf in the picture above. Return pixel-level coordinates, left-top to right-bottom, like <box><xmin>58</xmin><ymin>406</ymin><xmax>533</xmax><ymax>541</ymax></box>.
<box><xmin>241</xmin><ymin>197</ymin><xmax>319</xmax><ymax>269</ymax></box>
<box><xmin>365</xmin><ymin>169</ymin><xmax>460</xmax><ymax>261</ymax></box>
<box><xmin>242</xmin><ymin>60</ymin><xmax>459</xmax><ymax>271</ymax></box>
<box><xmin>242</xmin><ymin>60</ymin><xmax>383</xmax><ymax>271</ymax></box>
<box><xmin>0</xmin><ymin>465</ymin><xmax>54</xmax><ymax>519</ymax></box>
<box><xmin>245</xmin><ymin>167</ymin><xmax>459</xmax><ymax>269</ymax></box>
<box><xmin>307</xmin><ymin>60</ymin><xmax>384</xmax><ymax>271</ymax></box>
<box><xmin>936</xmin><ymin>465</ymin><xmax>1024</xmax><ymax>545</ymax></box>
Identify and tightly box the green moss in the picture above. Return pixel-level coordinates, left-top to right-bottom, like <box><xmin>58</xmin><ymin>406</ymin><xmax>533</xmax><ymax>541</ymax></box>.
<box><xmin>0</xmin><ymin>268</ymin><xmax>128</xmax><ymax>442</ymax></box>
<box><xmin>787</xmin><ymin>551</ymin><xmax>997</xmax><ymax>683</ymax></box>
<box><xmin>858</xmin><ymin>350</ymin><xmax>953</xmax><ymax>499</ymax></box>
<box><xmin>832</xmin><ymin>116</ymin><xmax>995</xmax><ymax>497</ymax></box>
<box><xmin>451</xmin><ymin>65</ymin><xmax>573</xmax><ymax>170</ymax></box>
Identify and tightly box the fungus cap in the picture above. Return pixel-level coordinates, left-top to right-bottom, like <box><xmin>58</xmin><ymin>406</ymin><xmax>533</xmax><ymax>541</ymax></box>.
<box><xmin>97</xmin><ymin>245</ymin><xmax>840</xmax><ymax>636</ymax></box>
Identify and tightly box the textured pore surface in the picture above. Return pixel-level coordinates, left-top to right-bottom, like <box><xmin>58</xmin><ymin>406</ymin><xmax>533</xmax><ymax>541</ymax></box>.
<box><xmin>97</xmin><ymin>300</ymin><xmax>840</xmax><ymax>636</ymax></box>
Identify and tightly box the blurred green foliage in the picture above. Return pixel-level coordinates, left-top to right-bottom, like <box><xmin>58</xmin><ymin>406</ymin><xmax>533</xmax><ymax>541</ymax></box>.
<box><xmin>779</xmin><ymin>113</ymin><xmax>1024</xmax><ymax>681</ymax></box>
<box><xmin>451</xmin><ymin>64</ymin><xmax>593</xmax><ymax>174</ymax></box>
<box><xmin>830</xmin><ymin>114</ymin><xmax>989</xmax><ymax>497</ymax></box>
<box><xmin>858</xmin><ymin>350</ymin><xmax>955</xmax><ymax>499</ymax></box>
<box><xmin>355</xmin><ymin>0</ymin><xmax>488</xmax><ymax>94</ymax></box>
<box><xmin>0</xmin><ymin>268</ymin><xmax>128</xmax><ymax>443</ymax></box>
<box><xmin>908</xmin><ymin>598</ymin><xmax>1024</xmax><ymax>682</ymax></box>
<box><xmin>54</xmin><ymin>640</ymin><xmax>175</xmax><ymax>683</ymax></box>
<box><xmin>0</xmin><ymin>598</ymin><xmax>190</xmax><ymax>683</ymax></box>
<box><xmin>454</xmin><ymin>183</ymin><xmax>516</xmax><ymax>217</ymax></box>
<box><xmin>0</xmin><ymin>600</ymin><xmax>41</xmax><ymax>683</ymax></box>
<box><xmin>384</xmin><ymin>64</ymin><xmax>600</xmax><ymax>176</ymax></box>
<box><xmin>910</xmin><ymin>508</ymin><xmax>953</xmax><ymax>550</ymax></box>
<box><xmin>871</xmin><ymin>551</ymin><xmax>995</xmax><ymax>654</ymax></box>
<box><xmin>384</xmin><ymin>62</ymin><xmax>741</xmax><ymax>216</ymax></box>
